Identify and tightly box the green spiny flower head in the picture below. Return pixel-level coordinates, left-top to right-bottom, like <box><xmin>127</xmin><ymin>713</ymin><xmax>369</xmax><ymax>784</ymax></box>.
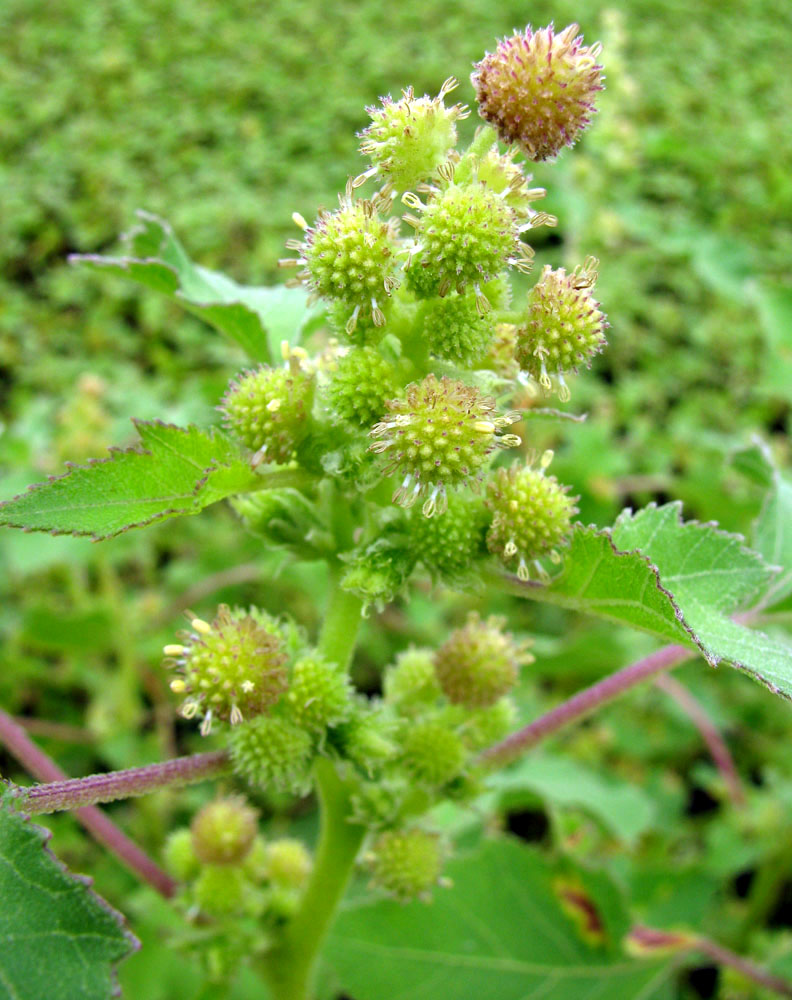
<box><xmin>383</xmin><ymin>647</ymin><xmax>441</xmax><ymax>712</ymax></box>
<box><xmin>421</xmin><ymin>291</ymin><xmax>497</xmax><ymax>365</ymax></box>
<box><xmin>367</xmin><ymin>829</ymin><xmax>447</xmax><ymax>902</ymax></box>
<box><xmin>369</xmin><ymin>374</ymin><xmax>521</xmax><ymax>517</ymax></box>
<box><xmin>357</xmin><ymin>78</ymin><xmax>468</xmax><ymax>192</ymax></box>
<box><xmin>340</xmin><ymin>538</ymin><xmax>416</xmax><ymax>611</ymax></box>
<box><xmin>220</xmin><ymin>355</ymin><xmax>314</xmax><ymax>462</ymax></box>
<box><xmin>326</xmin><ymin>298</ymin><xmax>388</xmax><ymax>346</ymax></box>
<box><xmin>281</xmin><ymin>189</ymin><xmax>400</xmax><ymax>335</ymax></box>
<box><xmin>402</xmin><ymin>718</ymin><xmax>466</xmax><ymax>786</ymax></box>
<box><xmin>265</xmin><ymin>839</ymin><xmax>313</xmax><ymax>890</ymax></box>
<box><xmin>190</xmin><ymin>796</ymin><xmax>259</xmax><ymax>866</ymax></box>
<box><xmin>472</xmin><ymin>24</ymin><xmax>604</xmax><ymax>161</ymax></box>
<box><xmin>486</xmin><ymin>451</ymin><xmax>579</xmax><ymax>580</ymax></box>
<box><xmin>473</xmin><ymin>145</ymin><xmax>554</xmax><ymax>223</ymax></box>
<box><xmin>286</xmin><ymin>655</ymin><xmax>354</xmax><ymax>732</ymax></box>
<box><xmin>325</xmin><ymin>346</ymin><xmax>402</xmax><ymax>430</ymax></box>
<box><xmin>481</xmin><ymin>322</ymin><xmax>520</xmax><ymax>379</ymax></box>
<box><xmin>410</xmin><ymin>492</ymin><xmax>489</xmax><ymax>582</ymax></box>
<box><xmin>331</xmin><ymin>704</ymin><xmax>398</xmax><ymax>773</ymax></box>
<box><xmin>164</xmin><ymin>606</ymin><xmax>288</xmax><ymax>735</ymax></box>
<box><xmin>403</xmin><ymin>181</ymin><xmax>533</xmax><ymax>310</ymax></box>
<box><xmin>194</xmin><ymin>865</ymin><xmax>247</xmax><ymax>917</ymax></box>
<box><xmin>229</xmin><ymin>714</ymin><xmax>314</xmax><ymax>794</ymax></box>
<box><xmin>515</xmin><ymin>258</ymin><xmax>608</xmax><ymax>400</ymax></box>
<box><xmin>462</xmin><ymin>696</ymin><xmax>519</xmax><ymax>751</ymax></box>
<box><xmin>433</xmin><ymin>612</ymin><xmax>534</xmax><ymax>708</ymax></box>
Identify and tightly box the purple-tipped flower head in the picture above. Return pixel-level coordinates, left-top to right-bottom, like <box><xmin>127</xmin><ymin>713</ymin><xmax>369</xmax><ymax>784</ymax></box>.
<box><xmin>472</xmin><ymin>24</ymin><xmax>604</xmax><ymax>161</ymax></box>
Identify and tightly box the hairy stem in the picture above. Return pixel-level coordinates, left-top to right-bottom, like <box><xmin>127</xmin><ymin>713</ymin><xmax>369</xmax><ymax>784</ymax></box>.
<box><xmin>654</xmin><ymin>673</ymin><xmax>745</xmax><ymax>807</ymax></box>
<box><xmin>318</xmin><ymin>569</ymin><xmax>364</xmax><ymax>671</ymax></box>
<box><xmin>454</xmin><ymin>124</ymin><xmax>499</xmax><ymax>183</ymax></box>
<box><xmin>480</xmin><ymin>643</ymin><xmax>694</xmax><ymax>767</ymax></box>
<box><xmin>17</xmin><ymin>750</ymin><xmax>231</xmax><ymax>814</ymax></box>
<box><xmin>0</xmin><ymin>708</ymin><xmax>175</xmax><ymax>898</ymax></box>
<box><xmin>260</xmin><ymin>759</ymin><xmax>366</xmax><ymax>1000</ymax></box>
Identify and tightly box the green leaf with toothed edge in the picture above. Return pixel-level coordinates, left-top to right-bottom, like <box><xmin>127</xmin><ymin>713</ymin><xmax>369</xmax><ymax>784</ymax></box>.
<box><xmin>0</xmin><ymin>796</ymin><xmax>137</xmax><ymax>1000</ymax></box>
<box><xmin>326</xmin><ymin>838</ymin><xmax>674</xmax><ymax>1000</ymax></box>
<box><xmin>70</xmin><ymin>211</ymin><xmax>321</xmax><ymax>363</ymax></box>
<box><xmin>0</xmin><ymin>421</ymin><xmax>261</xmax><ymax>540</ymax></box>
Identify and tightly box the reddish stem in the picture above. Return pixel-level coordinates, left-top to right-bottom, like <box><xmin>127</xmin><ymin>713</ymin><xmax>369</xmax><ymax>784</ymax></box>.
<box><xmin>480</xmin><ymin>643</ymin><xmax>694</xmax><ymax>766</ymax></box>
<box><xmin>0</xmin><ymin>708</ymin><xmax>181</xmax><ymax>897</ymax></box>
<box><xmin>654</xmin><ymin>673</ymin><xmax>746</xmax><ymax>808</ymax></box>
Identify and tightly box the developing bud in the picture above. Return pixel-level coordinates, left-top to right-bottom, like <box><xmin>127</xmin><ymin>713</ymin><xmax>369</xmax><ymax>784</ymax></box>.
<box><xmin>515</xmin><ymin>258</ymin><xmax>608</xmax><ymax>399</ymax></box>
<box><xmin>472</xmin><ymin>145</ymin><xmax>553</xmax><ymax>222</ymax></box>
<box><xmin>220</xmin><ymin>360</ymin><xmax>313</xmax><ymax>462</ymax></box>
<box><xmin>357</xmin><ymin>78</ymin><xmax>468</xmax><ymax>192</ymax></box>
<box><xmin>331</xmin><ymin>706</ymin><xmax>398</xmax><ymax>773</ymax></box>
<box><xmin>402</xmin><ymin>719</ymin><xmax>466</xmax><ymax>786</ymax></box>
<box><xmin>341</xmin><ymin>537</ymin><xmax>417</xmax><ymax>611</ymax></box>
<box><xmin>280</xmin><ymin>190</ymin><xmax>400</xmax><ymax>333</ymax></box>
<box><xmin>325</xmin><ymin>346</ymin><xmax>402</xmax><ymax>430</ymax></box>
<box><xmin>369</xmin><ymin>374</ymin><xmax>521</xmax><ymax>517</ymax></box>
<box><xmin>472</xmin><ymin>24</ymin><xmax>604</xmax><ymax>161</ymax></box>
<box><xmin>410</xmin><ymin>492</ymin><xmax>489</xmax><ymax>582</ymax></box>
<box><xmin>486</xmin><ymin>452</ymin><xmax>578</xmax><ymax>580</ymax></box>
<box><xmin>421</xmin><ymin>291</ymin><xmax>497</xmax><ymax>365</ymax></box>
<box><xmin>433</xmin><ymin>612</ymin><xmax>533</xmax><ymax>708</ymax></box>
<box><xmin>383</xmin><ymin>648</ymin><xmax>442</xmax><ymax>712</ymax></box>
<box><xmin>265</xmin><ymin>839</ymin><xmax>313</xmax><ymax>890</ymax></box>
<box><xmin>190</xmin><ymin>797</ymin><xmax>258</xmax><ymax>866</ymax></box>
<box><xmin>286</xmin><ymin>656</ymin><xmax>354</xmax><ymax>732</ymax></box>
<box><xmin>463</xmin><ymin>697</ymin><xmax>519</xmax><ymax>751</ymax></box>
<box><xmin>481</xmin><ymin>322</ymin><xmax>520</xmax><ymax>379</ymax></box>
<box><xmin>403</xmin><ymin>181</ymin><xmax>533</xmax><ymax>309</ymax></box>
<box><xmin>164</xmin><ymin>606</ymin><xmax>288</xmax><ymax>735</ymax></box>
<box><xmin>194</xmin><ymin>865</ymin><xmax>247</xmax><ymax>917</ymax></box>
<box><xmin>367</xmin><ymin>829</ymin><xmax>446</xmax><ymax>902</ymax></box>
<box><xmin>229</xmin><ymin>715</ymin><xmax>314</xmax><ymax>794</ymax></box>
<box><xmin>162</xmin><ymin>828</ymin><xmax>199</xmax><ymax>882</ymax></box>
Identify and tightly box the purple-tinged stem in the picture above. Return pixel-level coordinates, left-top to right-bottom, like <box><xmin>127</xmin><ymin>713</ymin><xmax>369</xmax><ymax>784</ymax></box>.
<box><xmin>2</xmin><ymin>708</ymin><xmax>179</xmax><ymax>898</ymax></box>
<box><xmin>654</xmin><ymin>673</ymin><xmax>745</xmax><ymax>808</ymax></box>
<box><xmin>697</xmin><ymin>937</ymin><xmax>792</xmax><ymax>997</ymax></box>
<box><xmin>480</xmin><ymin>643</ymin><xmax>694</xmax><ymax>767</ymax></box>
<box><xmin>20</xmin><ymin>750</ymin><xmax>231</xmax><ymax>814</ymax></box>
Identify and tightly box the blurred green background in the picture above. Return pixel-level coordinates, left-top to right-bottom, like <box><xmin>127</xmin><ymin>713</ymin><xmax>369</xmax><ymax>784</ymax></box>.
<box><xmin>1</xmin><ymin>1</ymin><xmax>792</xmax><ymax>997</ymax></box>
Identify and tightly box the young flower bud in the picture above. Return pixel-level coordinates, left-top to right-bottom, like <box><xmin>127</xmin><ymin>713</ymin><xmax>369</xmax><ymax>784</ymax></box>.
<box><xmin>357</xmin><ymin>78</ymin><xmax>468</xmax><ymax>193</ymax></box>
<box><xmin>403</xmin><ymin>182</ymin><xmax>532</xmax><ymax>308</ymax></box>
<box><xmin>367</xmin><ymin>829</ymin><xmax>446</xmax><ymax>902</ymax></box>
<box><xmin>421</xmin><ymin>291</ymin><xmax>497</xmax><ymax>365</ymax></box>
<box><xmin>286</xmin><ymin>656</ymin><xmax>353</xmax><ymax>732</ymax></box>
<box><xmin>369</xmin><ymin>374</ymin><xmax>521</xmax><ymax>517</ymax></box>
<box><xmin>264</xmin><ymin>839</ymin><xmax>313</xmax><ymax>890</ymax></box>
<box><xmin>341</xmin><ymin>537</ymin><xmax>417</xmax><ymax>611</ymax></box>
<box><xmin>194</xmin><ymin>865</ymin><xmax>247</xmax><ymax>917</ymax></box>
<box><xmin>281</xmin><ymin>191</ymin><xmax>400</xmax><ymax>332</ymax></box>
<box><xmin>486</xmin><ymin>451</ymin><xmax>578</xmax><ymax>580</ymax></box>
<box><xmin>473</xmin><ymin>145</ymin><xmax>552</xmax><ymax>221</ymax></box>
<box><xmin>402</xmin><ymin>719</ymin><xmax>466</xmax><ymax>786</ymax></box>
<box><xmin>383</xmin><ymin>648</ymin><xmax>442</xmax><ymax>712</ymax></box>
<box><xmin>190</xmin><ymin>797</ymin><xmax>259</xmax><ymax>866</ymax></box>
<box><xmin>220</xmin><ymin>360</ymin><xmax>313</xmax><ymax>462</ymax></box>
<box><xmin>462</xmin><ymin>697</ymin><xmax>519</xmax><ymax>751</ymax></box>
<box><xmin>331</xmin><ymin>706</ymin><xmax>398</xmax><ymax>773</ymax></box>
<box><xmin>481</xmin><ymin>323</ymin><xmax>520</xmax><ymax>379</ymax></box>
<box><xmin>162</xmin><ymin>828</ymin><xmax>200</xmax><ymax>882</ymax></box>
<box><xmin>472</xmin><ymin>24</ymin><xmax>604</xmax><ymax>161</ymax></box>
<box><xmin>410</xmin><ymin>492</ymin><xmax>488</xmax><ymax>582</ymax></box>
<box><xmin>515</xmin><ymin>258</ymin><xmax>608</xmax><ymax>399</ymax></box>
<box><xmin>325</xmin><ymin>346</ymin><xmax>402</xmax><ymax>430</ymax></box>
<box><xmin>229</xmin><ymin>715</ymin><xmax>314</xmax><ymax>794</ymax></box>
<box><xmin>164</xmin><ymin>606</ymin><xmax>288</xmax><ymax>735</ymax></box>
<box><xmin>433</xmin><ymin>612</ymin><xmax>533</xmax><ymax>708</ymax></box>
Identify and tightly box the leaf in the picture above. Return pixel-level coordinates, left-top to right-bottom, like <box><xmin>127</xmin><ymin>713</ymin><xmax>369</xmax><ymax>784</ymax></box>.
<box><xmin>489</xmin><ymin>755</ymin><xmax>656</xmax><ymax>847</ymax></box>
<box><xmin>70</xmin><ymin>211</ymin><xmax>320</xmax><ymax>363</ymax></box>
<box><xmin>753</xmin><ymin>280</ymin><xmax>792</xmax><ymax>402</ymax></box>
<box><xmin>610</xmin><ymin>504</ymin><xmax>792</xmax><ymax>696</ymax></box>
<box><xmin>0</xmin><ymin>797</ymin><xmax>137</xmax><ymax>1000</ymax></box>
<box><xmin>754</xmin><ymin>470</ymin><xmax>792</xmax><ymax>611</ymax></box>
<box><xmin>500</xmin><ymin>504</ymin><xmax>792</xmax><ymax>698</ymax></box>
<box><xmin>326</xmin><ymin>839</ymin><xmax>673</xmax><ymax>1000</ymax></box>
<box><xmin>0</xmin><ymin>421</ymin><xmax>260</xmax><ymax>540</ymax></box>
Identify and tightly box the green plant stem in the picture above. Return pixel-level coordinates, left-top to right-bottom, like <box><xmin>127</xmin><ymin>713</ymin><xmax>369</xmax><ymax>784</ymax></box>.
<box><xmin>455</xmin><ymin>124</ymin><xmax>499</xmax><ymax>183</ymax></box>
<box><xmin>317</xmin><ymin>569</ymin><xmax>364</xmax><ymax>671</ymax></box>
<box><xmin>260</xmin><ymin>759</ymin><xmax>366</xmax><ymax>1000</ymax></box>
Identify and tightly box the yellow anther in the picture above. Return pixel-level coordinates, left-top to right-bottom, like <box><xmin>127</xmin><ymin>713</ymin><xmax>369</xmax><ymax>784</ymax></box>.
<box><xmin>163</xmin><ymin>644</ymin><xmax>186</xmax><ymax>657</ymax></box>
<box><xmin>191</xmin><ymin>617</ymin><xmax>212</xmax><ymax>635</ymax></box>
<box><xmin>292</xmin><ymin>212</ymin><xmax>308</xmax><ymax>230</ymax></box>
<box><xmin>170</xmin><ymin>678</ymin><xmax>187</xmax><ymax>693</ymax></box>
<box><xmin>473</xmin><ymin>420</ymin><xmax>496</xmax><ymax>434</ymax></box>
<box><xmin>266</xmin><ymin>398</ymin><xmax>282</xmax><ymax>412</ymax></box>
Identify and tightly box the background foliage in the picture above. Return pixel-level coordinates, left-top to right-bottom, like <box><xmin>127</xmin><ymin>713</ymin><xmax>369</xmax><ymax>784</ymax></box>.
<box><xmin>1</xmin><ymin>0</ymin><xmax>791</xmax><ymax>997</ymax></box>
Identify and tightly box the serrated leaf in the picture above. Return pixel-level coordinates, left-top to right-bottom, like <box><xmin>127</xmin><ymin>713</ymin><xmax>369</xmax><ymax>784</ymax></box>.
<box><xmin>70</xmin><ymin>211</ymin><xmax>320</xmax><ymax>362</ymax></box>
<box><xmin>0</xmin><ymin>798</ymin><xmax>137</xmax><ymax>1000</ymax></box>
<box><xmin>326</xmin><ymin>839</ymin><xmax>673</xmax><ymax>1000</ymax></box>
<box><xmin>0</xmin><ymin>421</ymin><xmax>260</xmax><ymax>540</ymax></box>
<box><xmin>611</xmin><ymin>503</ymin><xmax>792</xmax><ymax>697</ymax></box>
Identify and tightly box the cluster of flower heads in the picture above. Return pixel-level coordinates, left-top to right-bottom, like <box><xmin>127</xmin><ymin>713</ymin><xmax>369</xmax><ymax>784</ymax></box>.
<box><xmin>214</xmin><ymin>22</ymin><xmax>609</xmax><ymax>595</ymax></box>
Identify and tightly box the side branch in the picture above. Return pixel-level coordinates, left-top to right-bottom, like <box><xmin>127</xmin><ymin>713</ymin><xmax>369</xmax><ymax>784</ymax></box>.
<box><xmin>480</xmin><ymin>643</ymin><xmax>694</xmax><ymax>767</ymax></box>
